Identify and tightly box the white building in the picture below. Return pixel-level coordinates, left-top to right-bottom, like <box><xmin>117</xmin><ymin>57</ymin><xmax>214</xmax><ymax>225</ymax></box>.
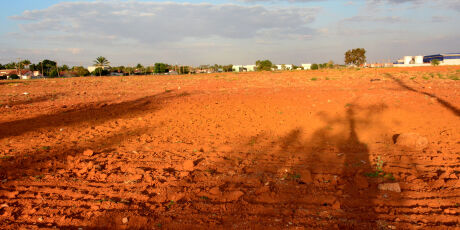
<box><xmin>394</xmin><ymin>53</ymin><xmax>460</xmax><ymax>67</ymax></box>
<box><xmin>87</xmin><ymin>66</ymin><xmax>110</xmax><ymax>72</ymax></box>
<box><xmin>275</xmin><ymin>64</ymin><xmax>293</xmax><ymax>70</ymax></box>
<box><xmin>301</xmin><ymin>64</ymin><xmax>312</xmax><ymax>70</ymax></box>
<box><xmin>244</xmin><ymin>65</ymin><xmax>256</xmax><ymax>72</ymax></box>
<box><xmin>232</xmin><ymin>65</ymin><xmax>243</xmax><ymax>72</ymax></box>
<box><xmin>232</xmin><ymin>65</ymin><xmax>256</xmax><ymax>72</ymax></box>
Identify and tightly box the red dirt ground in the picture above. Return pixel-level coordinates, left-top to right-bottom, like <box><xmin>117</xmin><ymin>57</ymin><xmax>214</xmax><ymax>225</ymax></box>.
<box><xmin>0</xmin><ymin>66</ymin><xmax>459</xmax><ymax>229</ymax></box>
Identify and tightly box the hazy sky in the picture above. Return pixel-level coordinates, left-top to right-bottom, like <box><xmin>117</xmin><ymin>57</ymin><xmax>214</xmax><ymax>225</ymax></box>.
<box><xmin>1</xmin><ymin>0</ymin><xmax>459</xmax><ymax>66</ymax></box>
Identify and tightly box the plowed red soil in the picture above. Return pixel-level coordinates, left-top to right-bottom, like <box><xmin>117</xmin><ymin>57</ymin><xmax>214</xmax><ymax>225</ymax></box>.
<box><xmin>0</xmin><ymin>66</ymin><xmax>459</xmax><ymax>229</ymax></box>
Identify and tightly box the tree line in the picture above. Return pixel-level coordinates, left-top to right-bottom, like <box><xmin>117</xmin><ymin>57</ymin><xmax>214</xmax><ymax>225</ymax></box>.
<box><xmin>1</xmin><ymin>49</ymin><xmax>370</xmax><ymax>78</ymax></box>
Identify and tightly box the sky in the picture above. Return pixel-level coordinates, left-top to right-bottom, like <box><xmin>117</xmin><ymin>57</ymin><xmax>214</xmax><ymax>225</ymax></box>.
<box><xmin>1</xmin><ymin>0</ymin><xmax>459</xmax><ymax>66</ymax></box>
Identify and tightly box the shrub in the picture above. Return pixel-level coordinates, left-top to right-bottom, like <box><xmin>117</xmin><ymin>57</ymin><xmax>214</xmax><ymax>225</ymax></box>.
<box><xmin>255</xmin><ymin>60</ymin><xmax>274</xmax><ymax>71</ymax></box>
<box><xmin>431</xmin><ymin>59</ymin><xmax>440</xmax><ymax>66</ymax></box>
<box><xmin>311</xmin><ymin>64</ymin><xmax>319</xmax><ymax>70</ymax></box>
<box><xmin>345</xmin><ymin>48</ymin><xmax>366</xmax><ymax>66</ymax></box>
<box><xmin>9</xmin><ymin>74</ymin><xmax>20</xmax><ymax>79</ymax></box>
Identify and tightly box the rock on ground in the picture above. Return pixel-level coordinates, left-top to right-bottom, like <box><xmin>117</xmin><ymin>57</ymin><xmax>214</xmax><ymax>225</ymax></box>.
<box><xmin>394</xmin><ymin>133</ymin><xmax>428</xmax><ymax>151</ymax></box>
<box><xmin>378</xmin><ymin>183</ymin><xmax>401</xmax><ymax>193</ymax></box>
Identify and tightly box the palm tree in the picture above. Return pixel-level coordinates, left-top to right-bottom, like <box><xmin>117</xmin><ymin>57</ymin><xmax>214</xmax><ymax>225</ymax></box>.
<box><xmin>21</xmin><ymin>60</ymin><xmax>31</xmax><ymax>68</ymax></box>
<box><xmin>93</xmin><ymin>56</ymin><xmax>110</xmax><ymax>76</ymax></box>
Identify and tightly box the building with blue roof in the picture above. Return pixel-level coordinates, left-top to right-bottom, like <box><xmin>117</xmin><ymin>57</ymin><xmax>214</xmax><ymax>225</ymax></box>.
<box><xmin>394</xmin><ymin>53</ymin><xmax>460</xmax><ymax>67</ymax></box>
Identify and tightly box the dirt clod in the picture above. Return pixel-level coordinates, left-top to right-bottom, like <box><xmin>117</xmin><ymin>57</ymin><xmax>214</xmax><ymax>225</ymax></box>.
<box><xmin>378</xmin><ymin>183</ymin><xmax>401</xmax><ymax>193</ymax></box>
<box><xmin>122</xmin><ymin>217</ymin><xmax>128</xmax><ymax>224</ymax></box>
<box><xmin>83</xmin><ymin>149</ymin><xmax>94</xmax><ymax>156</ymax></box>
<box><xmin>299</xmin><ymin>169</ymin><xmax>313</xmax><ymax>184</ymax></box>
<box><xmin>182</xmin><ymin>160</ymin><xmax>194</xmax><ymax>171</ymax></box>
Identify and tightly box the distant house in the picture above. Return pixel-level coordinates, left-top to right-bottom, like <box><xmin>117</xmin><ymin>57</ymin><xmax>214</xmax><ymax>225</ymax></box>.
<box><xmin>275</xmin><ymin>64</ymin><xmax>293</xmax><ymax>70</ymax></box>
<box><xmin>232</xmin><ymin>65</ymin><xmax>243</xmax><ymax>72</ymax></box>
<box><xmin>301</xmin><ymin>64</ymin><xmax>312</xmax><ymax>70</ymax></box>
<box><xmin>244</xmin><ymin>65</ymin><xmax>256</xmax><ymax>72</ymax></box>
<box><xmin>232</xmin><ymin>65</ymin><xmax>256</xmax><ymax>72</ymax></box>
<box><xmin>167</xmin><ymin>70</ymin><xmax>178</xmax><ymax>75</ymax></box>
<box><xmin>87</xmin><ymin>66</ymin><xmax>110</xmax><ymax>72</ymax></box>
<box><xmin>0</xmin><ymin>69</ymin><xmax>17</xmax><ymax>76</ymax></box>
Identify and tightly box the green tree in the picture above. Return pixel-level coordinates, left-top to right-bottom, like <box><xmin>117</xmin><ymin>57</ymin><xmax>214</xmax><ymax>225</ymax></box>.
<box><xmin>72</xmin><ymin>66</ymin><xmax>90</xmax><ymax>76</ymax></box>
<box><xmin>311</xmin><ymin>64</ymin><xmax>319</xmax><ymax>70</ymax></box>
<box><xmin>111</xmin><ymin>66</ymin><xmax>124</xmax><ymax>73</ymax></box>
<box><xmin>123</xmin><ymin>66</ymin><xmax>134</xmax><ymax>75</ymax></box>
<box><xmin>431</xmin><ymin>59</ymin><xmax>440</xmax><ymax>66</ymax></box>
<box><xmin>255</xmin><ymin>60</ymin><xmax>274</xmax><ymax>71</ymax></box>
<box><xmin>135</xmin><ymin>63</ymin><xmax>145</xmax><ymax>74</ymax></box>
<box><xmin>37</xmin><ymin>60</ymin><xmax>57</xmax><ymax>76</ymax></box>
<box><xmin>223</xmin><ymin>64</ymin><xmax>233</xmax><ymax>72</ymax></box>
<box><xmin>5</xmin><ymin>62</ymin><xmax>16</xmax><ymax>69</ymax></box>
<box><xmin>20</xmin><ymin>60</ymin><xmax>31</xmax><ymax>69</ymax></box>
<box><xmin>345</xmin><ymin>48</ymin><xmax>366</xmax><ymax>67</ymax></box>
<box><xmin>49</xmin><ymin>68</ymin><xmax>59</xmax><ymax>78</ymax></box>
<box><xmin>93</xmin><ymin>56</ymin><xmax>110</xmax><ymax>76</ymax></box>
<box><xmin>154</xmin><ymin>63</ymin><xmax>168</xmax><ymax>73</ymax></box>
<box><xmin>178</xmin><ymin>66</ymin><xmax>189</xmax><ymax>74</ymax></box>
<box><xmin>29</xmin><ymin>64</ymin><xmax>38</xmax><ymax>71</ymax></box>
<box><xmin>60</xmin><ymin>64</ymin><xmax>70</xmax><ymax>71</ymax></box>
<box><xmin>93</xmin><ymin>67</ymin><xmax>109</xmax><ymax>76</ymax></box>
<box><xmin>146</xmin><ymin>66</ymin><xmax>154</xmax><ymax>74</ymax></box>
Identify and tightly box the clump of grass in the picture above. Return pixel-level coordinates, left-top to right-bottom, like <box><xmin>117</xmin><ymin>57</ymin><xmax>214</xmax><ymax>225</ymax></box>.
<box><xmin>311</xmin><ymin>77</ymin><xmax>318</xmax><ymax>81</ymax></box>
<box><xmin>200</xmin><ymin>196</ymin><xmax>210</xmax><ymax>200</ymax></box>
<box><xmin>0</xmin><ymin>155</ymin><xmax>13</xmax><ymax>160</ymax></box>
<box><xmin>409</xmin><ymin>76</ymin><xmax>416</xmax><ymax>80</ymax></box>
<box><xmin>166</xmin><ymin>200</ymin><xmax>175</xmax><ymax>209</ymax></box>
<box><xmin>365</xmin><ymin>156</ymin><xmax>395</xmax><ymax>180</ymax></box>
<box><xmin>449</xmin><ymin>75</ymin><xmax>459</xmax><ymax>80</ymax></box>
<box><xmin>34</xmin><ymin>174</ymin><xmax>45</xmax><ymax>181</ymax></box>
<box><xmin>422</xmin><ymin>76</ymin><xmax>430</xmax><ymax>80</ymax></box>
<box><xmin>288</xmin><ymin>173</ymin><xmax>301</xmax><ymax>180</ymax></box>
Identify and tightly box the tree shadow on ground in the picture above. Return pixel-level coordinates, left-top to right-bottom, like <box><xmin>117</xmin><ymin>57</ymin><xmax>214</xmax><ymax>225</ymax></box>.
<box><xmin>0</xmin><ymin>90</ymin><xmax>190</xmax><ymax>139</ymax></box>
<box><xmin>126</xmin><ymin>102</ymin><xmax>390</xmax><ymax>229</ymax></box>
<box><xmin>385</xmin><ymin>73</ymin><xmax>460</xmax><ymax>117</ymax></box>
<box><xmin>3</xmin><ymin>93</ymin><xmax>68</xmax><ymax>107</ymax></box>
<box><xmin>0</xmin><ymin>90</ymin><xmax>191</xmax><ymax>180</ymax></box>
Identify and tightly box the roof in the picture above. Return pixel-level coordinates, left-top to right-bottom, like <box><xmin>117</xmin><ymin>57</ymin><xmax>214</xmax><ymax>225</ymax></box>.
<box><xmin>441</xmin><ymin>53</ymin><xmax>460</xmax><ymax>56</ymax></box>
<box><xmin>424</xmin><ymin>53</ymin><xmax>460</xmax><ymax>57</ymax></box>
